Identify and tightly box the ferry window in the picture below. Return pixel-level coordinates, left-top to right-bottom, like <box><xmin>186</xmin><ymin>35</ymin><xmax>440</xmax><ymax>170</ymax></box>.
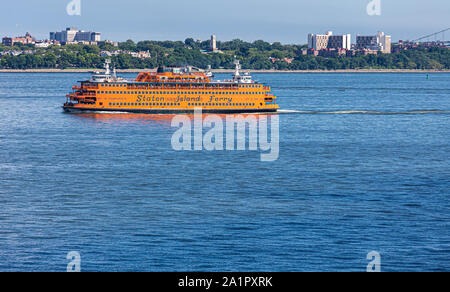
<box><xmin>178</xmin><ymin>103</ymin><xmax>180</xmax><ymax>106</ymax></box>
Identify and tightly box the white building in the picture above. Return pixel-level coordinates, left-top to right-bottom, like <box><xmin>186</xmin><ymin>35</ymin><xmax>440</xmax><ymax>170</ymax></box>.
<box><xmin>308</xmin><ymin>31</ymin><xmax>351</xmax><ymax>50</ymax></box>
<box><xmin>210</xmin><ymin>34</ymin><xmax>217</xmax><ymax>51</ymax></box>
<box><xmin>356</xmin><ymin>32</ymin><xmax>391</xmax><ymax>54</ymax></box>
<box><xmin>35</xmin><ymin>42</ymin><xmax>51</xmax><ymax>48</ymax></box>
<box><xmin>50</xmin><ymin>28</ymin><xmax>101</xmax><ymax>44</ymax></box>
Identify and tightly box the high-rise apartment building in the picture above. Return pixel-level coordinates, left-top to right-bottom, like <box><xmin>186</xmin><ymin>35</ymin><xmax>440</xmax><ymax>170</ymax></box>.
<box><xmin>356</xmin><ymin>32</ymin><xmax>391</xmax><ymax>54</ymax></box>
<box><xmin>210</xmin><ymin>34</ymin><xmax>217</xmax><ymax>51</ymax></box>
<box><xmin>308</xmin><ymin>31</ymin><xmax>351</xmax><ymax>50</ymax></box>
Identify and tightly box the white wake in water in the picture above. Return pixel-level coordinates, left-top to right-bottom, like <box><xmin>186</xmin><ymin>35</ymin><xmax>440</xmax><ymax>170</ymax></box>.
<box><xmin>278</xmin><ymin>109</ymin><xmax>450</xmax><ymax>115</ymax></box>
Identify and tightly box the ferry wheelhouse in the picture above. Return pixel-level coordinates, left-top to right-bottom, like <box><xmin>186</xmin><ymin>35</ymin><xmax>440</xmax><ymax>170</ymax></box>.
<box><xmin>63</xmin><ymin>60</ymin><xmax>279</xmax><ymax>114</ymax></box>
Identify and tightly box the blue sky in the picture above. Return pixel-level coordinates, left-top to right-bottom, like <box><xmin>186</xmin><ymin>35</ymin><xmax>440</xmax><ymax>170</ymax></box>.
<box><xmin>1</xmin><ymin>0</ymin><xmax>449</xmax><ymax>44</ymax></box>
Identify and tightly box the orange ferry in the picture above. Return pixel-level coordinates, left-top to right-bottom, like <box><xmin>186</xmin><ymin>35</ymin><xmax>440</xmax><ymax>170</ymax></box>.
<box><xmin>63</xmin><ymin>60</ymin><xmax>279</xmax><ymax>114</ymax></box>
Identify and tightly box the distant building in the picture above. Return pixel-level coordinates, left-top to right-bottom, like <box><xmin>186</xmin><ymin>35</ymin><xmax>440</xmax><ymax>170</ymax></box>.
<box><xmin>101</xmin><ymin>40</ymin><xmax>119</xmax><ymax>47</ymax></box>
<box><xmin>50</xmin><ymin>28</ymin><xmax>101</xmax><ymax>45</ymax></box>
<box><xmin>318</xmin><ymin>48</ymin><xmax>348</xmax><ymax>57</ymax></box>
<box><xmin>128</xmin><ymin>50</ymin><xmax>151</xmax><ymax>59</ymax></box>
<box><xmin>356</xmin><ymin>32</ymin><xmax>391</xmax><ymax>54</ymax></box>
<box><xmin>210</xmin><ymin>34</ymin><xmax>217</xmax><ymax>51</ymax></box>
<box><xmin>308</xmin><ymin>31</ymin><xmax>351</xmax><ymax>50</ymax></box>
<box><xmin>35</xmin><ymin>40</ymin><xmax>60</xmax><ymax>48</ymax></box>
<box><xmin>2</xmin><ymin>32</ymin><xmax>35</xmax><ymax>46</ymax></box>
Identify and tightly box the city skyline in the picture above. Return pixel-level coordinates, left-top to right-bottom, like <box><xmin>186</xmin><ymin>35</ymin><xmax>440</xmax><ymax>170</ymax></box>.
<box><xmin>0</xmin><ymin>0</ymin><xmax>449</xmax><ymax>44</ymax></box>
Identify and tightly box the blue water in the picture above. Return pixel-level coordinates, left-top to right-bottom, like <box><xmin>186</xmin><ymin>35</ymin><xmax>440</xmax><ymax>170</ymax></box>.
<box><xmin>0</xmin><ymin>72</ymin><xmax>449</xmax><ymax>272</ymax></box>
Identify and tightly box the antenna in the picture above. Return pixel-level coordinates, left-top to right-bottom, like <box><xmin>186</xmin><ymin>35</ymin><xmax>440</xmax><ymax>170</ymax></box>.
<box><xmin>234</xmin><ymin>57</ymin><xmax>241</xmax><ymax>76</ymax></box>
<box><xmin>105</xmin><ymin>58</ymin><xmax>111</xmax><ymax>75</ymax></box>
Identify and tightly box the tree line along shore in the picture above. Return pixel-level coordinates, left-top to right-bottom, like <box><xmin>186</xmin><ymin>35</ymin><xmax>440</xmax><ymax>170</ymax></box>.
<box><xmin>0</xmin><ymin>39</ymin><xmax>449</xmax><ymax>71</ymax></box>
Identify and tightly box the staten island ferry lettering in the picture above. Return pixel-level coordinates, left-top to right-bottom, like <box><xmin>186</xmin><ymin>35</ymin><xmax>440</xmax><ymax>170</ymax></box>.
<box><xmin>63</xmin><ymin>59</ymin><xmax>279</xmax><ymax>114</ymax></box>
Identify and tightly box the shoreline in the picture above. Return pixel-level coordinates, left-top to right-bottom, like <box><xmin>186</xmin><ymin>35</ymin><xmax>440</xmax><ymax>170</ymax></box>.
<box><xmin>0</xmin><ymin>69</ymin><xmax>448</xmax><ymax>74</ymax></box>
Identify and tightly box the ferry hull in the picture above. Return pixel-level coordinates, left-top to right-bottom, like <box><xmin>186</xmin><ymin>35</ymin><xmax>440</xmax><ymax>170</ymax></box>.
<box><xmin>63</xmin><ymin>106</ymin><xmax>278</xmax><ymax>114</ymax></box>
